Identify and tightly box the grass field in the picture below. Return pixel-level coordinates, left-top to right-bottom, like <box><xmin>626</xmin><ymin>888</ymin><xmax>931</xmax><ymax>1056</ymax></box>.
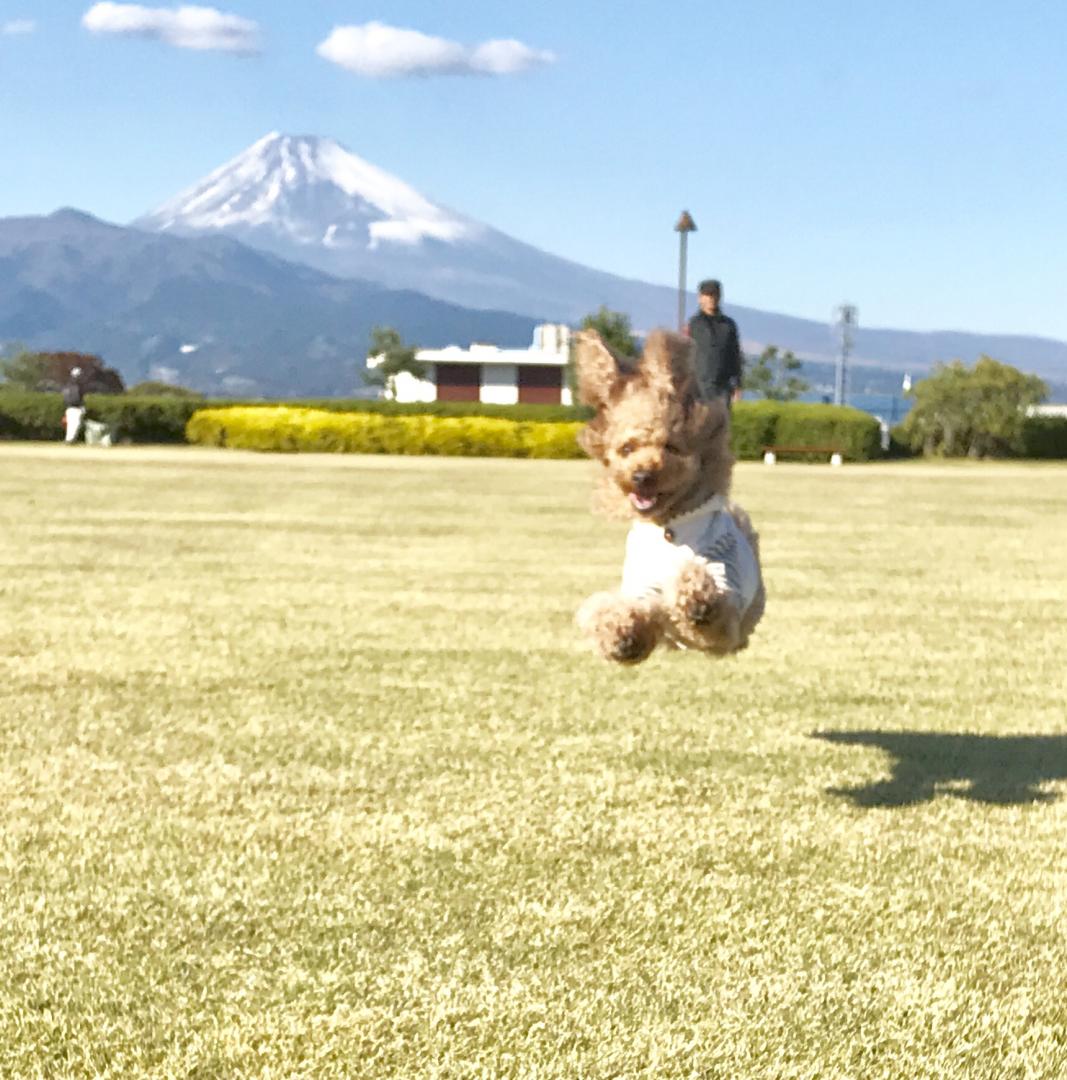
<box><xmin>2</xmin><ymin>443</ymin><xmax>1066</xmax><ymax>1079</ymax></box>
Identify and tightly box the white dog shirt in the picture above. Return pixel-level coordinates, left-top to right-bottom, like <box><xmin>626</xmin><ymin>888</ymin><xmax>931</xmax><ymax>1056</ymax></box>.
<box><xmin>620</xmin><ymin>494</ymin><xmax>761</xmax><ymax>618</ymax></box>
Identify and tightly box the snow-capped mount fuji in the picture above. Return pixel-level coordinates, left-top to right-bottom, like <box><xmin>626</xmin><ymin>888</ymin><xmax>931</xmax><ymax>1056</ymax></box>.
<box><xmin>138</xmin><ymin>132</ymin><xmax>477</xmax><ymax>253</ymax></box>
<box><xmin>132</xmin><ymin>131</ymin><xmax>687</xmax><ymax>327</ymax></box>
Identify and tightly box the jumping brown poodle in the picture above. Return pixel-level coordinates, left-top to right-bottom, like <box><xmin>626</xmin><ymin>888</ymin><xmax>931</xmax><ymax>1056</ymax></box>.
<box><xmin>574</xmin><ymin>328</ymin><xmax>765</xmax><ymax>664</ymax></box>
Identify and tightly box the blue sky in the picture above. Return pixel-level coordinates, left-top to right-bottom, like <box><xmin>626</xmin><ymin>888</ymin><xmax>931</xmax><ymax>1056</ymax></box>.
<box><xmin>3</xmin><ymin>1</ymin><xmax>1067</xmax><ymax>340</ymax></box>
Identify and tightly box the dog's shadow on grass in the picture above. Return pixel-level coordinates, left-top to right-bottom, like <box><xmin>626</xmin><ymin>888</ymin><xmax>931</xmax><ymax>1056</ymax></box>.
<box><xmin>812</xmin><ymin>730</ymin><xmax>1067</xmax><ymax>807</ymax></box>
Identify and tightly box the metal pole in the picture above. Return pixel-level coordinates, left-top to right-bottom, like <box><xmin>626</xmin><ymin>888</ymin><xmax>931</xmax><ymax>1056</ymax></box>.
<box><xmin>677</xmin><ymin>230</ymin><xmax>688</xmax><ymax>333</ymax></box>
<box><xmin>674</xmin><ymin>211</ymin><xmax>697</xmax><ymax>333</ymax></box>
<box><xmin>834</xmin><ymin>304</ymin><xmax>856</xmax><ymax>407</ymax></box>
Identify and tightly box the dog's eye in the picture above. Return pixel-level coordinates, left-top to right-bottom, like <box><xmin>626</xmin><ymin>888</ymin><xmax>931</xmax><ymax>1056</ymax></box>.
<box><xmin>665</xmin><ymin>442</ymin><xmax>681</xmax><ymax>455</ymax></box>
<box><xmin>618</xmin><ymin>442</ymin><xmax>634</xmax><ymax>458</ymax></box>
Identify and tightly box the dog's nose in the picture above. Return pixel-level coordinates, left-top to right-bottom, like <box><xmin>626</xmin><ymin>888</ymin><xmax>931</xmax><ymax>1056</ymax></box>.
<box><xmin>632</xmin><ymin>469</ymin><xmax>656</xmax><ymax>489</ymax></box>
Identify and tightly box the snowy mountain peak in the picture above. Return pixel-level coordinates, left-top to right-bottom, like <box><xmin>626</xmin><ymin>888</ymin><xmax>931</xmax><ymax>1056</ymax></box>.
<box><xmin>135</xmin><ymin>132</ymin><xmax>474</xmax><ymax>250</ymax></box>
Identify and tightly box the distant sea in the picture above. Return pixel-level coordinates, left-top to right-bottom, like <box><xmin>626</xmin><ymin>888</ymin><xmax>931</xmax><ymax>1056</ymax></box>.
<box><xmin>798</xmin><ymin>390</ymin><xmax>913</xmax><ymax>424</ymax></box>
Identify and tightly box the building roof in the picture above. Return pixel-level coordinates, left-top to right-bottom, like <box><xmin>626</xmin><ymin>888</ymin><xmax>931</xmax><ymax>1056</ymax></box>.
<box><xmin>415</xmin><ymin>323</ymin><xmax>571</xmax><ymax>367</ymax></box>
<box><xmin>416</xmin><ymin>343</ymin><xmax>569</xmax><ymax>367</ymax></box>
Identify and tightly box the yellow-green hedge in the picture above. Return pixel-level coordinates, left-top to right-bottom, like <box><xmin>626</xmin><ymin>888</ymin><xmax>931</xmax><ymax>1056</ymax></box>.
<box><xmin>185</xmin><ymin>406</ymin><xmax>586</xmax><ymax>459</ymax></box>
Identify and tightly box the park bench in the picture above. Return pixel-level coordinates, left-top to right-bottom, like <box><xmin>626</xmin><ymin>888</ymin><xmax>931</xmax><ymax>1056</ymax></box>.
<box><xmin>762</xmin><ymin>445</ymin><xmax>844</xmax><ymax>466</ymax></box>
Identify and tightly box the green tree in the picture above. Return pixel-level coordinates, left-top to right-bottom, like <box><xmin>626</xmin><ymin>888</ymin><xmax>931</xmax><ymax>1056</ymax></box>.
<box><xmin>579</xmin><ymin>306</ymin><xmax>637</xmax><ymax>356</ymax></box>
<box><xmin>0</xmin><ymin>347</ymin><xmax>49</xmax><ymax>391</ymax></box>
<box><xmin>566</xmin><ymin>307</ymin><xmax>637</xmax><ymax>400</ymax></box>
<box><xmin>743</xmin><ymin>345</ymin><xmax>809</xmax><ymax>401</ymax></box>
<box><xmin>0</xmin><ymin>349</ymin><xmax>124</xmax><ymax>393</ymax></box>
<box><xmin>899</xmin><ymin>355</ymin><xmax>1047</xmax><ymax>457</ymax></box>
<box><xmin>363</xmin><ymin>326</ymin><xmax>426</xmax><ymax>400</ymax></box>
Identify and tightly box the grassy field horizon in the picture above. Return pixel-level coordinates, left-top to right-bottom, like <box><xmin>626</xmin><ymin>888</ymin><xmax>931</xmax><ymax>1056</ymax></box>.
<box><xmin>2</xmin><ymin>444</ymin><xmax>1066</xmax><ymax>1077</ymax></box>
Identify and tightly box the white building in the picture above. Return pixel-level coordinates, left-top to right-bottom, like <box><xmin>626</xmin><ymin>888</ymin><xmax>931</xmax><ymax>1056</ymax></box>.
<box><xmin>369</xmin><ymin>324</ymin><xmax>573</xmax><ymax>406</ymax></box>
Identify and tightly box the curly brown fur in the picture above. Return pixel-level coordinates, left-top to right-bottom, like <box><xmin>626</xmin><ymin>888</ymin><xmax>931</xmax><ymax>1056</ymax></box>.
<box><xmin>576</xmin><ymin>330</ymin><xmax>733</xmax><ymax>522</ymax></box>
<box><xmin>664</xmin><ymin>560</ymin><xmax>741</xmax><ymax>655</ymax></box>
<box><xmin>573</xmin><ymin>328</ymin><xmax>765</xmax><ymax>664</ymax></box>
<box><xmin>575</xmin><ymin>592</ymin><xmax>664</xmax><ymax>664</ymax></box>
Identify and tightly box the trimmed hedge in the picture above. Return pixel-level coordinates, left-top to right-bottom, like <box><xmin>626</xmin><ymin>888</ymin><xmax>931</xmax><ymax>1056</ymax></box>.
<box><xmin>85</xmin><ymin>395</ymin><xmax>205</xmax><ymax>443</ymax></box>
<box><xmin>730</xmin><ymin>401</ymin><xmax>883</xmax><ymax>461</ymax></box>
<box><xmin>772</xmin><ymin>403</ymin><xmax>883</xmax><ymax>461</ymax></box>
<box><xmin>0</xmin><ymin>390</ymin><xmax>590</xmax><ymax>443</ymax></box>
<box><xmin>287</xmin><ymin>398</ymin><xmax>592</xmax><ymax>423</ymax></box>
<box><xmin>729</xmin><ymin>401</ymin><xmax>782</xmax><ymax>460</ymax></box>
<box><xmin>0</xmin><ymin>391</ymin><xmax>203</xmax><ymax>443</ymax></box>
<box><xmin>186</xmin><ymin>406</ymin><xmax>586</xmax><ymax>459</ymax></box>
<box><xmin>0</xmin><ymin>391</ymin><xmax>62</xmax><ymax>439</ymax></box>
<box><xmin>187</xmin><ymin>401</ymin><xmax>885</xmax><ymax>462</ymax></box>
<box><xmin>1019</xmin><ymin>415</ymin><xmax>1067</xmax><ymax>459</ymax></box>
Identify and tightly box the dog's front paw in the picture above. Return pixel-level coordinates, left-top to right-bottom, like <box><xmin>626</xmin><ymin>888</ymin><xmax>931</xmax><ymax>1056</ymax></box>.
<box><xmin>685</xmin><ymin>591</ymin><xmax>728</xmax><ymax>626</ymax></box>
<box><xmin>667</xmin><ymin>562</ymin><xmax>741</xmax><ymax>655</ymax></box>
<box><xmin>576</xmin><ymin>591</ymin><xmax>662</xmax><ymax>665</ymax></box>
<box><xmin>671</xmin><ymin>562</ymin><xmax>722</xmax><ymax>620</ymax></box>
<box><xmin>610</xmin><ymin>626</ymin><xmax>651</xmax><ymax>664</ymax></box>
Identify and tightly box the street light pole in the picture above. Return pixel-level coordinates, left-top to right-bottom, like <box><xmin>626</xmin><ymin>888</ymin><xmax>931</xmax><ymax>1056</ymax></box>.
<box><xmin>833</xmin><ymin>303</ymin><xmax>857</xmax><ymax>407</ymax></box>
<box><xmin>674</xmin><ymin>211</ymin><xmax>697</xmax><ymax>333</ymax></box>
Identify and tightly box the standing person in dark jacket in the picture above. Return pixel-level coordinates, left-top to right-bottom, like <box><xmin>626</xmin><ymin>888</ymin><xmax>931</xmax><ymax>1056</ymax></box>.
<box><xmin>62</xmin><ymin>366</ymin><xmax>86</xmax><ymax>443</ymax></box>
<box><xmin>687</xmin><ymin>279</ymin><xmax>744</xmax><ymax>407</ymax></box>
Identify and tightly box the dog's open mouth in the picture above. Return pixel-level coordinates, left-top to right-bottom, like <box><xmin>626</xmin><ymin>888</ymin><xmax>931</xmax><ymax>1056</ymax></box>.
<box><xmin>629</xmin><ymin>491</ymin><xmax>659</xmax><ymax>513</ymax></box>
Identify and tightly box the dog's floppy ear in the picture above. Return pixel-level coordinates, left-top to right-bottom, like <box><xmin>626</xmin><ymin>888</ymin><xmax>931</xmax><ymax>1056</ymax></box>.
<box><xmin>640</xmin><ymin>329</ymin><xmax>696</xmax><ymax>396</ymax></box>
<box><xmin>686</xmin><ymin>393</ymin><xmax>729</xmax><ymax>447</ymax></box>
<box><xmin>574</xmin><ymin>330</ymin><xmax>625</xmax><ymax>408</ymax></box>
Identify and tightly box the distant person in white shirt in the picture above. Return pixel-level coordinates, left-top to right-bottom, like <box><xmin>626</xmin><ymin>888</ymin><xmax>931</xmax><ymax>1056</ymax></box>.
<box><xmin>62</xmin><ymin>367</ymin><xmax>86</xmax><ymax>443</ymax></box>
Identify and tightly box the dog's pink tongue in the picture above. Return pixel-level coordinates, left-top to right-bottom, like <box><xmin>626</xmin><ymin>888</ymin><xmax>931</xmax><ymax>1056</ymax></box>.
<box><xmin>630</xmin><ymin>492</ymin><xmax>657</xmax><ymax>512</ymax></box>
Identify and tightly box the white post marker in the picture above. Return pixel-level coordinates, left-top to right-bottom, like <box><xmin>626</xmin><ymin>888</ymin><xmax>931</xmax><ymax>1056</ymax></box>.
<box><xmin>830</xmin><ymin>452</ymin><xmax>843</xmax><ymax>467</ymax></box>
<box><xmin>763</xmin><ymin>451</ymin><xmax>776</xmax><ymax>466</ymax></box>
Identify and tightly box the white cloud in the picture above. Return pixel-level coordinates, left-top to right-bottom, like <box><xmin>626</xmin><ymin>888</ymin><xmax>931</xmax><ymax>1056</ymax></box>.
<box><xmin>468</xmin><ymin>39</ymin><xmax>554</xmax><ymax>76</ymax></box>
<box><xmin>82</xmin><ymin>3</ymin><xmax>260</xmax><ymax>54</ymax></box>
<box><xmin>2</xmin><ymin>19</ymin><xmax>36</xmax><ymax>35</ymax></box>
<box><xmin>317</xmin><ymin>22</ymin><xmax>554</xmax><ymax>79</ymax></box>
